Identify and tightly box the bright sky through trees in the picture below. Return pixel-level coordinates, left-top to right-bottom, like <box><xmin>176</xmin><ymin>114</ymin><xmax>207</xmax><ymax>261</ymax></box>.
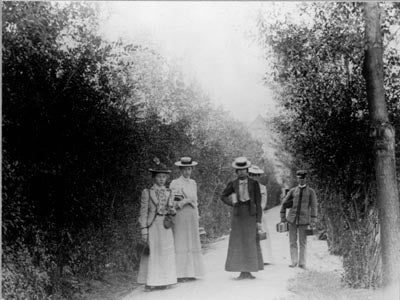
<box><xmin>100</xmin><ymin>1</ymin><xmax>290</xmax><ymax>123</ymax></box>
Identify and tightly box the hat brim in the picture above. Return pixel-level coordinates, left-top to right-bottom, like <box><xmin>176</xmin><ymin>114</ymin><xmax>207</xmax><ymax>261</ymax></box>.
<box><xmin>149</xmin><ymin>169</ymin><xmax>171</xmax><ymax>173</ymax></box>
<box><xmin>249</xmin><ymin>170</ymin><xmax>264</xmax><ymax>175</ymax></box>
<box><xmin>232</xmin><ymin>162</ymin><xmax>252</xmax><ymax>169</ymax></box>
<box><xmin>175</xmin><ymin>161</ymin><xmax>198</xmax><ymax>167</ymax></box>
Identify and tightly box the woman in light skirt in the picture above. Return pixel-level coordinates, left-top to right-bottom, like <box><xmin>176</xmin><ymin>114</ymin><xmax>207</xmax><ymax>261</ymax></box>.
<box><xmin>137</xmin><ymin>158</ymin><xmax>177</xmax><ymax>291</ymax></box>
<box><xmin>170</xmin><ymin>157</ymin><xmax>205</xmax><ymax>282</ymax></box>
<box><xmin>249</xmin><ymin>165</ymin><xmax>274</xmax><ymax>265</ymax></box>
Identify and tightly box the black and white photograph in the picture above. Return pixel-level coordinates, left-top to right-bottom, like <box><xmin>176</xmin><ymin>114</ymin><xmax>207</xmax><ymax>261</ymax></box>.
<box><xmin>2</xmin><ymin>1</ymin><xmax>400</xmax><ymax>299</ymax></box>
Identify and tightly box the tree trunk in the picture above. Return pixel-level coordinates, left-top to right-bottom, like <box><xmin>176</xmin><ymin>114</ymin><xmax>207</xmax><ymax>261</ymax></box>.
<box><xmin>363</xmin><ymin>2</ymin><xmax>400</xmax><ymax>293</ymax></box>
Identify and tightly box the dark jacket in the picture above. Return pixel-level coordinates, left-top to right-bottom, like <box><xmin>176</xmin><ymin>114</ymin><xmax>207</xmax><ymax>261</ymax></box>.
<box><xmin>221</xmin><ymin>177</ymin><xmax>262</xmax><ymax>223</ymax></box>
<box><xmin>280</xmin><ymin>186</ymin><xmax>317</xmax><ymax>225</ymax></box>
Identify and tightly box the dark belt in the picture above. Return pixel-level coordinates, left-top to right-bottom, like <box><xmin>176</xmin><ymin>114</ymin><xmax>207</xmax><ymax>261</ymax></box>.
<box><xmin>237</xmin><ymin>200</ymin><xmax>250</xmax><ymax>205</ymax></box>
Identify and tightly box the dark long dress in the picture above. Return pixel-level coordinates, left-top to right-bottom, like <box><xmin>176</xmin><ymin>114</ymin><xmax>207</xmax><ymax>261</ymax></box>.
<box><xmin>225</xmin><ymin>201</ymin><xmax>264</xmax><ymax>272</ymax></box>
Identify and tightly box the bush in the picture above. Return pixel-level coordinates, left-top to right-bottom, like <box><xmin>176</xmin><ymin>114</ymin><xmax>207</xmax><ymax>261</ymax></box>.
<box><xmin>258</xmin><ymin>2</ymin><xmax>400</xmax><ymax>287</ymax></box>
<box><xmin>2</xmin><ymin>242</ymin><xmax>52</xmax><ymax>300</ymax></box>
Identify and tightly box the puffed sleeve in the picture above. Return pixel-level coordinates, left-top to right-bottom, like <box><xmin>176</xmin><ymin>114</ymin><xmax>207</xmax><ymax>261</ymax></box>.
<box><xmin>221</xmin><ymin>181</ymin><xmax>235</xmax><ymax>206</ymax></box>
<box><xmin>192</xmin><ymin>180</ymin><xmax>198</xmax><ymax>207</ymax></box>
<box><xmin>170</xmin><ymin>179</ymin><xmax>183</xmax><ymax>206</ymax></box>
<box><xmin>138</xmin><ymin>189</ymin><xmax>149</xmax><ymax>235</ymax></box>
<box><xmin>170</xmin><ymin>179</ymin><xmax>178</xmax><ymax>195</ymax></box>
<box><xmin>261</xmin><ymin>185</ymin><xmax>267</xmax><ymax>210</ymax></box>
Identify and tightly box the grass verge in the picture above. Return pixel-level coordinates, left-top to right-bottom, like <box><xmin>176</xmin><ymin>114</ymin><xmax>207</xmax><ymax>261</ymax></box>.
<box><xmin>285</xmin><ymin>270</ymin><xmax>377</xmax><ymax>300</ymax></box>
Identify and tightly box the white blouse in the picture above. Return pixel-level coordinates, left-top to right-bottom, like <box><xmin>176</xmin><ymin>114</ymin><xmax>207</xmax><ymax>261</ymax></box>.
<box><xmin>260</xmin><ymin>183</ymin><xmax>267</xmax><ymax>210</ymax></box>
<box><xmin>170</xmin><ymin>176</ymin><xmax>198</xmax><ymax>207</ymax></box>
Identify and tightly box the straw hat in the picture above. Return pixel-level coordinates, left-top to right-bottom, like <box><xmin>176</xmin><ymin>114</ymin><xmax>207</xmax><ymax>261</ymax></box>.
<box><xmin>232</xmin><ymin>157</ymin><xmax>251</xmax><ymax>169</ymax></box>
<box><xmin>174</xmin><ymin>156</ymin><xmax>198</xmax><ymax>167</ymax></box>
<box><xmin>249</xmin><ymin>165</ymin><xmax>264</xmax><ymax>175</ymax></box>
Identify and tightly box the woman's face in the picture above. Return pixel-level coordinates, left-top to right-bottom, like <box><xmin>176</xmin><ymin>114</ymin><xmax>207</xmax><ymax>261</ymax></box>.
<box><xmin>249</xmin><ymin>173</ymin><xmax>260</xmax><ymax>182</ymax></box>
<box><xmin>154</xmin><ymin>173</ymin><xmax>168</xmax><ymax>186</ymax></box>
<box><xmin>180</xmin><ymin>166</ymin><xmax>192</xmax><ymax>178</ymax></box>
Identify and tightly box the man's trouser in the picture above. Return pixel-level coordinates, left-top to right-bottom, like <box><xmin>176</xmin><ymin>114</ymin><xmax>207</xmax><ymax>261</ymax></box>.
<box><xmin>289</xmin><ymin>223</ymin><xmax>307</xmax><ymax>266</ymax></box>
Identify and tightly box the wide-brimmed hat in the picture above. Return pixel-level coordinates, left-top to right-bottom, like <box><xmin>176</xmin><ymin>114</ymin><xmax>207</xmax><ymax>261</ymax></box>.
<box><xmin>249</xmin><ymin>165</ymin><xmax>264</xmax><ymax>175</ymax></box>
<box><xmin>175</xmin><ymin>156</ymin><xmax>198</xmax><ymax>167</ymax></box>
<box><xmin>232</xmin><ymin>157</ymin><xmax>251</xmax><ymax>169</ymax></box>
<box><xmin>296</xmin><ymin>170</ymin><xmax>307</xmax><ymax>178</ymax></box>
<box><xmin>148</xmin><ymin>157</ymin><xmax>171</xmax><ymax>174</ymax></box>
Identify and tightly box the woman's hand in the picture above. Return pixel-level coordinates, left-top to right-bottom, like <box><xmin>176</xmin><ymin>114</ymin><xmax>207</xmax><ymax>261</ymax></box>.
<box><xmin>175</xmin><ymin>200</ymin><xmax>185</xmax><ymax>210</ymax></box>
<box><xmin>176</xmin><ymin>198</ymin><xmax>196</xmax><ymax>209</ymax></box>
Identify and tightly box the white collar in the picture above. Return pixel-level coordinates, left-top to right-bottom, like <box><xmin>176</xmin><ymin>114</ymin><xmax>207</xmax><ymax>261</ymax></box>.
<box><xmin>152</xmin><ymin>184</ymin><xmax>166</xmax><ymax>190</ymax></box>
<box><xmin>298</xmin><ymin>184</ymin><xmax>307</xmax><ymax>189</ymax></box>
<box><xmin>180</xmin><ymin>175</ymin><xmax>191</xmax><ymax>181</ymax></box>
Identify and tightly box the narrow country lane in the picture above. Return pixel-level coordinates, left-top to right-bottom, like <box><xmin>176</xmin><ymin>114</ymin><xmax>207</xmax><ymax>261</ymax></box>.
<box><xmin>122</xmin><ymin>206</ymin><xmax>341</xmax><ymax>300</ymax></box>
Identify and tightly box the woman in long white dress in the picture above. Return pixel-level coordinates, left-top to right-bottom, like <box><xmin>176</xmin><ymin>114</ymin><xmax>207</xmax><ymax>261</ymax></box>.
<box><xmin>249</xmin><ymin>165</ymin><xmax>274</xmax><ymax>265</ymax></box>
<box><xmin>170</xmin><ymin>157</ymin><xmax>205</xmax><ymax>281</ymax></box>
<box><xmin>137</xmin><ymin>158</ymin><xmax>177</xmax><ymax>291</ymax></box>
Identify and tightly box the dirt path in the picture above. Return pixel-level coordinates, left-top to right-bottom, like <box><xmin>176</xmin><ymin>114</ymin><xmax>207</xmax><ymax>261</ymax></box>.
<box><xmin>122</xmin><ymin>206</ymin><xmax>341</xmax><ymax>300</ymax></box>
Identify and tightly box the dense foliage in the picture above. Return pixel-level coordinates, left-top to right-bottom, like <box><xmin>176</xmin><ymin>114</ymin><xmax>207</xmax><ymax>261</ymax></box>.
<box><xmin>258</xmin><ymin>2</ymin><xmax>400</xmax><ymax>288</ymax></box>
<box><xmin>2</xmin><ymin>2</ymin><xmax>281</xmax><ymax>299</ymax></box>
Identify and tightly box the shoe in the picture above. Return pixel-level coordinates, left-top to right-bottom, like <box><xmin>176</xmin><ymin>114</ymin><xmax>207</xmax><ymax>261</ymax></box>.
<box><xmin>289</xmin><ymin>263</ymin><xmax>298</xmax><ymax>268</ymax></box>
<box><xmin>144</xmin><ymin>285</ymin><xmax>155</xmax><ymax>292</ymax></box>
<box><xmin>246</xmin><ymin>273</ymin><xmax>256</xmax><ymax>279</ymax></box>
<box><xmin>186</xmin><ymin>277</ymin><xmax>196</xmax><ymax>281</ymax></box>
<box><xmin>235</xmin><ymin>272</ymin><xmax>247</xmax><ymax>280</ymax></box>
<box><xmin>157</xmin><ymin>286</ymin><xmax>167</xmax><ymax>290</ymax></box>
<box><xmin>264</xmin><ymin>262</ymin><xmax>271</xmax><ymax>266</ymax></box>
<box><xmin>299</xmin><ymin>264</ymin><xmax>307</xmax><ymax>269</ymax></box>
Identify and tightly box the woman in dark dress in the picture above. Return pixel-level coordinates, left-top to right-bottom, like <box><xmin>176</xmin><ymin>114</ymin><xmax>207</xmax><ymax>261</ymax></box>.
<box><xmin>220</xmin><ymin>157</ymin><xmax>264</xmax><ymax>279</ymax></box>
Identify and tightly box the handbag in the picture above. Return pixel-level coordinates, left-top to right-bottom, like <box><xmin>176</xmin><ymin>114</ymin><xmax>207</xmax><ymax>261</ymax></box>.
<box><xmin>258</xmin><ymin>230</ymin><xmax>267</xmax><ymax>240</ymax></box>
<box><xmin>174</xmin><ymin>193</ymin><xmax>184</xmax><ymax>202</ymax></box>
<box><xmin>136</xmin><ymin>239</ymin><xmax>150</xmax><ymax>255</ymax></box>
<box><xmin>163</xmin><ymin>214</ymin><xmax>174</xmax><ymax>229</ymax></box>
<box><xmin>306</xmin><ymin>225</ymin><xmax>317</xmax><ymax>236</ymax></box>
<box><xmin>276</xmin><ymin>221</ymin><xmax>289</xmax><ymax>233</ymax></box>
<box><xmin>137</xmin><ymin>189</ymin><xmax>157</xmax><ymax>256</ymax></box>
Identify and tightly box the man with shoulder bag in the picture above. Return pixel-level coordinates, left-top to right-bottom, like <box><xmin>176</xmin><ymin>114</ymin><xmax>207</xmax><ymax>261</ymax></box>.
<box><xmin>280</xmin><ymin>170</ymin><xmax>317</xmax><ymax>269</ymax></box>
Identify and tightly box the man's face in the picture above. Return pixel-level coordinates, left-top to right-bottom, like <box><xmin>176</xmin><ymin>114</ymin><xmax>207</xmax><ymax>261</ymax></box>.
<box><xmin>297</xmin><ymin>176</ymin><xmax>306</xmax><ymax>186</ymax></box>
<box><xmin>237</xmin><ymin>169</ymin><xmax>248</xmax><ymax>180</ymax></box>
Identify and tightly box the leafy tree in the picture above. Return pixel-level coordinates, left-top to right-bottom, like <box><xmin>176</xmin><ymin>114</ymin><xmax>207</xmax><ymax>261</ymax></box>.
<box><xmin>257</xmin><ymin>2</ymin><xmax>400</xmax><ymax>287</ymax></box>
<box><xmin>2</xmin><ymin>2</ymin><xmax>276</xmax><ymax>298</ymax></box>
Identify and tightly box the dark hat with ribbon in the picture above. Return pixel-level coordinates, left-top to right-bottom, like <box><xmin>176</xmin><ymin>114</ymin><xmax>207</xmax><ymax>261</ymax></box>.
<box><xmin>148</xmin><ymin>157</ymin><xmax>171</xmax><ymax>174</ymax></box>
<box><xmin>296</xmin><ymin>170</ymin><xmax>307</xmax><ymax>178</ymax></box>
<box><xmin>232</xmin><ymin>157</ymin><xmax>252</xmax><ymax>169</ymax></box>
<box><xmin>175</xmin><ymin>156</ymin><xmax>198</xmax><ymax>167</ymax></box>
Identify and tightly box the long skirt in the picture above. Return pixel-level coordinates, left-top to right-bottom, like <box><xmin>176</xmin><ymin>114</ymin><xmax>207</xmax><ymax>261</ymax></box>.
<box><xmin>172</xmin><ymin>205</ymin><xmax>205</xmax><ymax>278</ymax></box>
<box><xmin>261</xmin><ymin>210</ymin><xmax>274</xmax><ymax>263</ymax></box>
<box><xmin>225</xmin><ymin>201</ymin><xmax>264</xmax><ymax>272</ymax></box>
<box><xmin>137</xmin><ymin>216</ymin><xmax>177</xmax><ymax>286</ymax></box>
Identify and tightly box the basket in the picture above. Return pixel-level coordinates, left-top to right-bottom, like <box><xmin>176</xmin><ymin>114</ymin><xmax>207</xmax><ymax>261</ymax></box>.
<box><xmin>276</xmin><ymin>222</ymin><xmax>289</xmax><ymax>233</ymax></box>
<box><xmin>258</xmin><ymin>230</ymin><xmax>267</xmax><ymax>240</ymax></box>
<box><xmin>306</xmin><ymin>226</ymin><xmax>317</xmax><ymax>236</ymax></box>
